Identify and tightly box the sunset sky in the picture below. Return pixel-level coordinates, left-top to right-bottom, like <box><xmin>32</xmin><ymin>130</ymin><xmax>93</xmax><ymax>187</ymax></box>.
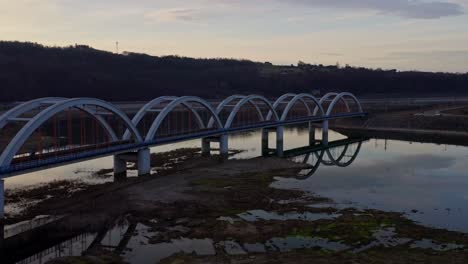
<box><xmin>1</xmin><ymin>0</ymin><xmax>468</xmax><ymax>72</ymax></box>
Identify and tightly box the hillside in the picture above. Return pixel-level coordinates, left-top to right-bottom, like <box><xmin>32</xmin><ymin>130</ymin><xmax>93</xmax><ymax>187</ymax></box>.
<box><xmin>0</xmin><ymin>41</ymin><xmax>467</xmax><ymax>101</ymax></box>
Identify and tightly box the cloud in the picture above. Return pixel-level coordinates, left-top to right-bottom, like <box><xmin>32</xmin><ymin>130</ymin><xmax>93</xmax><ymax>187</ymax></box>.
<box><xmin>322</xmin><ymin>52</ymin><xmax>344</xmax><ymax>57</ymax></box>
<box><xmin>285</xmin><ymin>0</ymin><xmax>464</xmax><ymax>19</ymax></box>
<box><xmin>371</xmin><ymin>50</ymin><xmax>468</xmax><ymax>61</ymax></box>
<box><xmin>144</xmin><ymin>8</ymin><xmax>203</xmax><ymax>23</ymax></box>
<box><xmin>214</xmin><ymin>0</ymin><xmax>465</xmax><ymax>19</ymax></box>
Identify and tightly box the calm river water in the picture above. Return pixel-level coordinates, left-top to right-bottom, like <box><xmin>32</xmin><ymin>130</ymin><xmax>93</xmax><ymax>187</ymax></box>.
<box><xmin>6</xmin><ymin>128</ymin><xmax>468</xmax><ymax>263</ymax></box>
<box><xmin>5</xmin><ymin>127</ymin><xmax>468</xmax><ymax>233</ymax></box>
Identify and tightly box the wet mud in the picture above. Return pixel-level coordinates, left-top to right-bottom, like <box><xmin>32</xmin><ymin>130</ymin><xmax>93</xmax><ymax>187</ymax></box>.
<box><xmin>3</xmin><ymin>148</ymin><xmax>468</xmax><ymax>263</ymax></box>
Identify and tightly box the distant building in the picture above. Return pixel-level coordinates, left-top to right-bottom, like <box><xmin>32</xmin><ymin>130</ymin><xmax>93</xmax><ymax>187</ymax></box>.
<box><xmin>311</xmin><ymin>89</ymin><xmax>321</xmax><ymax>96</ymax></box>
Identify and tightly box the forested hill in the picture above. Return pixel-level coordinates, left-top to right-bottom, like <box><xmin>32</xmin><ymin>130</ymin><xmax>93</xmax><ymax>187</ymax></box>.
<box><xmin>0</xmin><ymin>41</ymin><xmax>467</xmax><ymax>102</ymax></box>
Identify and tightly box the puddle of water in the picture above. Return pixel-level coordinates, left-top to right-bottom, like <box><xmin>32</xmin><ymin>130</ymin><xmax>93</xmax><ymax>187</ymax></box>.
<box><xmin>122</xmin><ymin>223</ymin><xmax>215</xmax><ymax>263</ymax></box>
<box><xmin>220</xmin><ymin>240</ymin><xmax>247</xmax><ymax>255</ymax></box>
<box><xmin>265</xmin><ymin>236</ymin><xmax>350</xmax><ymax>252</ymax></box>
<box><xmin>237</xmin><ymin>209</ymin><xmax>340</xmax><ymax>222</ymax></box>
<box><xmin>15</xmin><ymin>233</ymin><xmax>97</xmax><ymax>264</ymax></box>
<box><xmin>353</xmin><ymin>227</ymin><xmax>411</xmax><ymax>253</ymax></box>
<box><xmin>243</xmin><ymin>243</ymin><xmax>267</xmax><ymax>253</ymax></box>
<box><xmin>216</xmin><ymin>216</ymin><xmax>238</xmax><ymax>224</ymax></box>
<box><xmin>124</xmin><ymin>237</ymin><xmax>216</xmax><ymax>263</ymax></box>
<box><xmin>410</xmin><ymin>239</ymin><xmax>464</xmax><ymax>251</ymax></box>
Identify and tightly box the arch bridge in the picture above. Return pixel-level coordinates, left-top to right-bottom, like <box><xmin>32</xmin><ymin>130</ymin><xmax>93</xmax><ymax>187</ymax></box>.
<box><xmin>0</xmin><ymin>92</ymin><xmax>366</xmax><ymax>217</ymax></box>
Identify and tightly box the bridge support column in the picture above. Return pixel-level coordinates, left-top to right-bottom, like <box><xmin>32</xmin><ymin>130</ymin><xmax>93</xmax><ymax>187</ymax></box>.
<box><xmin>261</xmin><ymin>129</ymin><xmax>269</xmax><ymax>156</ymax></box>
<box><xmin>114</xmin><ymin>155</ymin><xmax>127</xmax><ymax>178</ymax></box>
<box><xmin>201</xmin><ymin>136</ymin><xmax>229</xmax><ymax>157</ymax></box>
<box><xmin>137</xmin><ymin>148</ymin><xmax>151</xmax><ymax>176</ymax></box>
<box><xmin>309</xmin><ymin>122</ymin><xmax>316</xmax><ymax>146</ymax></box>
<box><xmin>322</xmin><ymin>121</ymin><xmax>329</xmax><ymax>146</ymax></box>
<box><xmin>219</xmin><ymin>135</ymin><xmax>229</xmax><ymax>157</ymax></box>
<box><xmin>276</xmin><ymin>126</ymin><xmax>284</xmax><ymax>157</ymax></box>
<box><xmin>201</xmin><ymin>138</ymin><xmax>211</xmax><ymax>156</ymax></box>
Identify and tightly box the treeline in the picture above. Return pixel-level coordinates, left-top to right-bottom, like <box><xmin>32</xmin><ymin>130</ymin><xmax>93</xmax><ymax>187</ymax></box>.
<box><xmin>0</xmin><ymin>41</ymin><xmax>467</xmax><ymax>102</ymax></box>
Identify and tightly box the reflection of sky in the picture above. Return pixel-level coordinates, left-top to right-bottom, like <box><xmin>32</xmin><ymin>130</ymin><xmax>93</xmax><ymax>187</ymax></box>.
<box><xmin>6</xmin><ymin>127</ymin><xmax>468</xmax><ymax>233</ymax></box>
<box><xmin>4</xmin><ymin>139</ymin><xmax>199</xmax><ymax>189</ymax></box>
<box><xmin>274</xmin><ymin>136</ymin><xmax>468</xmax><ymax>233</ymax></box>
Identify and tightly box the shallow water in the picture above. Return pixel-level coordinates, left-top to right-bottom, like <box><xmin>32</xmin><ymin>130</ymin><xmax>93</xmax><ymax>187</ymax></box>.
<box><xmin>237</xmin><ymin>210</ymin><xmax>340</xmax><ymax>222</ymax></box>
<box><xmin>273</xmin><ymin>135</ymin><xmax>468</xmax><ymax>233</ymax></box>
<box><xmin>5</xmin><ymin>125</ymin><xmax>468</xmax><ymax>262</ymax></box>
<box><xmin>4</xmin><ymin>127</ymin><xmax>339</xmax><ymax>188</ymax></box>
<box><xmin>6</xmin><ymin>127</ymin><xmax>468</xmax><ymax>233</ymax></box>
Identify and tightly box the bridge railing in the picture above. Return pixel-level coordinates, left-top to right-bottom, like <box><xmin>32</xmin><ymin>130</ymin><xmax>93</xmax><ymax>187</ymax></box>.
<box><xmin>0</xmin><ymin>92</ymin><xmax>365</xmax><ymax>174</ymax></box>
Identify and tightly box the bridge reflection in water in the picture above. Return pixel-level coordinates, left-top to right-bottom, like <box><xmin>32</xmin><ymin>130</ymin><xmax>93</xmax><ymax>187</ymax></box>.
<box><xmin>286</xmin><ymin>138</ymin><xmax>366</xmax><ymax>179</ymax></box>
<box><xmin>0</xmin><ymin>136</ymin><xmax>366</xmax><ymax>263</ymax></box>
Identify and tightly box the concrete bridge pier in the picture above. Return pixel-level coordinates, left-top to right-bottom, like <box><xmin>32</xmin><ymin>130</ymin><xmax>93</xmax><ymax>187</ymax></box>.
<box><xmin>261</xmin><ymin>127</ymin><xmax>284</xmax><ymax>157</ymax></box>
<box><xmin>219</xmin><ymin>135</ymin><xmax>229</xmax><ymax>157</ymax></box>
<box><xmin>309</xmin><ymin>122</ymin><xmax>316</xmax><ymax>146</ymax></box>
<box><xmin>261</xmin><ymin>128</ymin><xmax>270</xmax><ymax>156</ymax></box>
<box><xmin>201</xmin><ymin>138</ymin><xmax>211</xmax><ymax>156</ymax></box>
<box><xmin>137</xmin><ymin>148</ymin><xmax>151</xmax><ymax>176</ymax></box>
<box><xmin>201</xmin><ymin>135</ymin><xmax>229</xmax><ymax>157</ymax></box>
<box><xmin>322</xmin><ymin>120</ymin><xmax>329</xmax><ymax>146</ymax></box>
<box><xmin>113</xmin><ymin>148</ymin><xmax>151</xmax><ymax>177</ymax></box>
<box><xmin>113</xmin><ymin>155</ymin><xmax>127</xmax><ymax>179</ymax></box>
<box><xmin>276</xmin><ymin>126</ymin><xmax>285</xmax><ymax>157</ymax></box>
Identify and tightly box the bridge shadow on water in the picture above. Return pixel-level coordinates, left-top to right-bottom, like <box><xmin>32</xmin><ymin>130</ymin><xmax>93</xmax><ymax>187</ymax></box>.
<box><xmin>0</xmin><ymin>135</ymin><xmax>367</xmax><ymax>264</ymax></box>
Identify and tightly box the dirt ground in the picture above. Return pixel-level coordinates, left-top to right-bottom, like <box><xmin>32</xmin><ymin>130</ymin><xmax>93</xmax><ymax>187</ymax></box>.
<box><xmin>6</xmin><ymin>103</ymin><xmax>468</xmax><ymax>263</ymax></box>
<box><xmin>331</xmin><ymin>103</ymin><xmax>468</xmax><ymax>146</ymax></box>
<box><xmin>6</xmin><ymin>148</ymin><xmax>468</xmax><ymax>264</ymax></box>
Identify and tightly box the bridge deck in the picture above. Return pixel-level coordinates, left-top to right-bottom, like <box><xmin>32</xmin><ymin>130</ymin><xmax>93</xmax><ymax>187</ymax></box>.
<box><xmin>0</xmin><ymin>112</ymin><xmax>366</xmax><ymax>177</ymax></box>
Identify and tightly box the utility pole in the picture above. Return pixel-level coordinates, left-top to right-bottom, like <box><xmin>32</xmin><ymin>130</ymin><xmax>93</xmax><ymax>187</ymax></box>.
<box><xmin>116</xmin><ymin>41</ymin><xmax>119</xmax><ymax>54</ymax></box>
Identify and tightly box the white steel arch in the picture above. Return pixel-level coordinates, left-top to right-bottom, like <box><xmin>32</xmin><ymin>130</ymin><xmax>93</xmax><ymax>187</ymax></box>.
<box><xmin>144</xmin><ymin>96</ymin><xmax>223</xmax><ymax>141</ymax></box>
<box><xmin>224</xmin><ymin>95</ymin><xmax>279</xmax><ymax>129</ymax></box>
<box><xmin>266</xmin><ymin>94</ymin><xmax>319</xmax><ymax>121</ymax></box>
<box><xmin>280</xmin><ymin>94</ymin><xmax>324</xmax><ymax>121</ymax></box>
<box><xmin>0</xmin><ymin>98</ymin><xmax>143</xmax><ymax>167</ymax></box>
<box><xmin>207</xmin><ymin>95</ymin><xmax>265</xmax><ymax>128</ymax></box>
<box><xmin>123</xmin><ymin>96</ymin><xmax>206</xmax><ymax>140</ymax></box>
<box><xmin>0</xmin><ymin>97</ymin><xmax>65</xmax><ymax>129</ymax></box>
<box><xmin>326</xmin><ymin>92</ymin><xmax>363</xmax><ymax>116</ymax></box>
<box><xmin>0</xmin><ymin>97</ymin><xmax>124</xmax><ymax>142</ymax></box>
<box><xmin>313</xmin><ymin>92</ymin><xmax>350</xmax><ymax>116</ymax></box>
<box><xmin>266</xmin><ymin>93</ymin><xmax>296</xmax><ymax>121</ymax></box>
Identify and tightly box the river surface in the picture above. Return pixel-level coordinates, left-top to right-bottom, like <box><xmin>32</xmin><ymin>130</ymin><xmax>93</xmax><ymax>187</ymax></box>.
<box><xmin>5</xmin><ymin>127</ymin><xmax>468</xmax><ymax>232</ymax></box>
<box><xmin>4</xmin><ymin>126</ymin><xmax>468</xmax><ymax>263</ymax></box>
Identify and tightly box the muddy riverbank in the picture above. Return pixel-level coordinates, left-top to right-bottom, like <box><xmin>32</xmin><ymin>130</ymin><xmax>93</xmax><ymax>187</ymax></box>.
<box><xmin>4</xmin><ymin>147</ymin><xmax>468</xmax><ymax>263</ymax></box>
<box><xmin>331</xmin><ymin>102</ymin><xmax>468</xmax><ymax>146</ymax></box>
